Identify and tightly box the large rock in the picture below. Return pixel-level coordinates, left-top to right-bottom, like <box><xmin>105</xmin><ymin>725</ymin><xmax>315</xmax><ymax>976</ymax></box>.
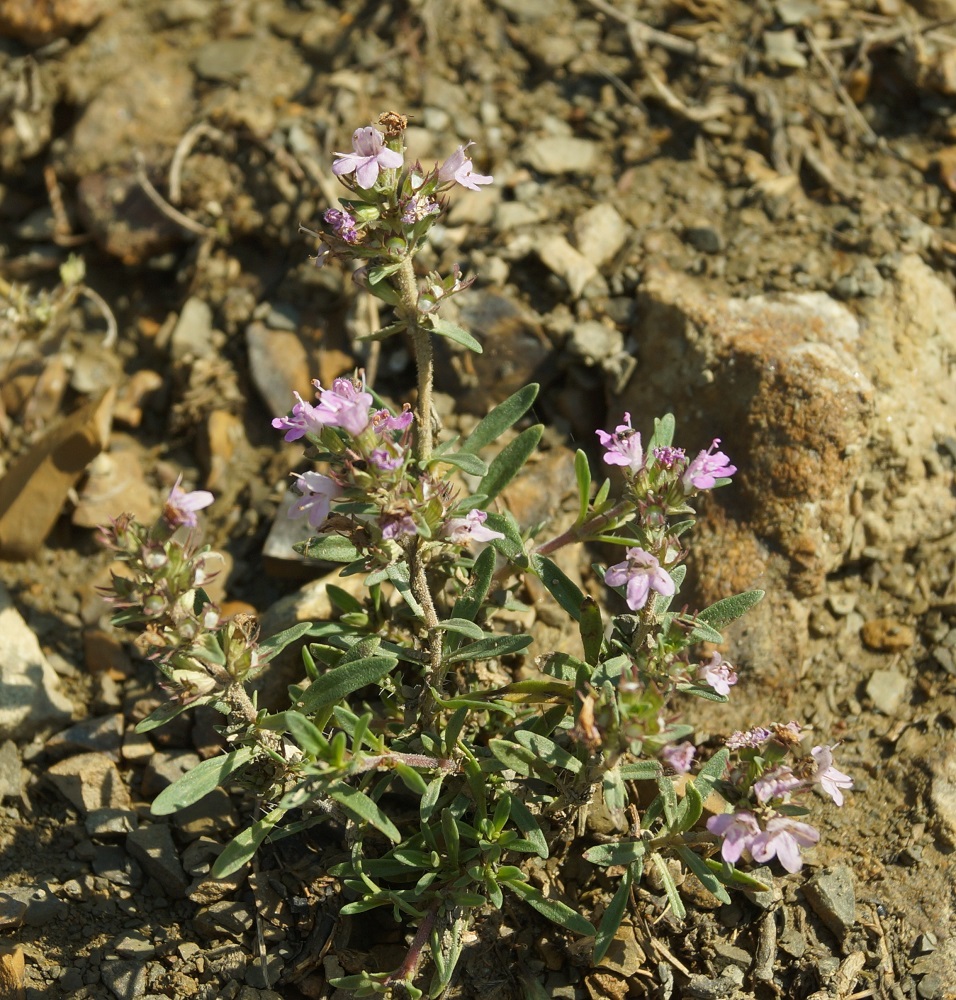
<box><xmin>611</xmin><ymin>256</ymin><xmax>955</xmax><ymax>674</ymax></box>
<box><xmin>0</xmin><ymin>583</ymin><xmax>73</xmax><ymax>740</ymax></box>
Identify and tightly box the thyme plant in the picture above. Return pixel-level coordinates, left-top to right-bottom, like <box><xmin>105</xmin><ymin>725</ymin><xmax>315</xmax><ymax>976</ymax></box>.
<box><xmin>100</xmin><ymin>113</ymin><xmax>851</xmax><ymax>998</ymax></box>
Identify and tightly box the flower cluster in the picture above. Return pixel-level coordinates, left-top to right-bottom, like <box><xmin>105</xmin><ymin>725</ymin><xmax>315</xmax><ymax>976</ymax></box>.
<box><xmin>706</xmin><ymin>723</ymin><xmax>853</xmax><ymax>872</ymax></box>
<box><xmin>308</xmin><ymin>114</ymin><xmax>493</xmax><ymax>313</ymax></box>
<box><xmin>274</xmin><ymin>375</ymin><xmax>502</xmax><ymax>565</ymax></box>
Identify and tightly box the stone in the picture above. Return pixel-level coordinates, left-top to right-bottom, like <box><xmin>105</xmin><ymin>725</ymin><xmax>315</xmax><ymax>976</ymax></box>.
<box><xmin>173</xmin><ymin>787</ymin><xmax>240</xmax><ymax>840</ymax></box>
<box><xmin>803</xmin><ymin>865</ymin><xmax>857</xmax><ymax>938</ymax></box>
<box><xmin>0</xmin><ymin>741</ymin><xmax>23</xmax><ymax>800</ymax></box>
<box><xmin>861</xmin><ymin>618</ymin><xmax>916</xmax><ymax>652</ymax></box>
<box><xmin>193</xmin><ymin>38</ymin><xmax>259</xmax><ymax>82</ymax></box>
<box><xmin>92</xmin><ymin>844</ymin><xmax>144</xmax><ymax>888</ymax></box>
<box><xmin>171</xmin><ymin>298</ymin><xmax>217</xmax><ymax>364</ymax></box>
<box><xmin>100</xmin><ymin>957</ymin><xmax>148</xmax><ymax>1000</ymax></box>
<box><xmin>82</xmin><ymin>630</ymin><xmax>135</xmax><ymax>678</ymax></box>
<box><xmin>194</xmin><ymin>900</ymin><xmax>254</xmax><ymax>940</ymax></box>
<box><xmin>46</xmin><ymin>713</ymin><xmax>124</xmax><ymax>758</ymax></box>
<box><xmin>0</xmin><ymin>0</ymin><xmax>105</xmax><ymax>45</ymax></box>
<box><xmin>573</xmin><ymin>203</ymin><xmax>628</xmax><ymax>269</ymax></box>
<box><xmin>521</xmin><ymin>135</ymin><xmax>599</xmax><ymax>175</ymax></box>
<box><xmin>929</xmin><ymin>741</ymin><xmax>956</xmax><ymax>848</ymax></box>
<box><xmin>536</xmin><ymin>233</ymin><xmax>605</xmax><ymax>299</ymax></box>
<box><xmin>140</xmin><ymin>750</ymin><xmax>201</xmax><ymax>799</ymax></box>
<box><xmin>0</xmin><ymin>885</ymin><xmax>66</xmax><ymax>928</ymax></box>
<box><xmin>47</xmin><ymin>752</ymin><xmax>132</xmax><ymax>814</ymax></box>
<box><xmin>866</xmin><ymin>669</ymin><xmax>909</xmax><ymax>716</ymax></box>
<box><xmin>85</xmin><ymin>807</ymin><xmax>138</xmax><ymax>839</ymax></box>
<box><xmin>72</xmin><ymin>441</ymin><xmax>155</xmax><ymax>529</ymax></box>
<box><xmin>245</xmin><ymin>322</ymin><xmax>313</xmax><ymax>418</ymax></box>
<box><xmin>125</xmin><ymin>824</ymin><xmax>190</xmax><ymax>898</ymax></box>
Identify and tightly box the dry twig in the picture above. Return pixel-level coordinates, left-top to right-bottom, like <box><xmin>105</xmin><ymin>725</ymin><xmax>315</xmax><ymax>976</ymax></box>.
<box><xmin>135</xmin><ymin>153</ymin><xmax>215</xmax><ymax>238</ymax></box>
<box><xmin>804</xmin><ymin>28</ymin><xmax>880</xmax><ymax>146</ymax></box>
<box><xmin>168</xmin><ymin>122</ymin><xmax>231</xmax><ymax>205</ymax></box>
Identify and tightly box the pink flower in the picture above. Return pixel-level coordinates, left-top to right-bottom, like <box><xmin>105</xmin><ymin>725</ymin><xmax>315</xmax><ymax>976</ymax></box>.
<box><xmin>272</xmin><ymin>391</ymin><xmax>327</xmax><ymax>442</ymax></box>
<box><xmin>442</xmin><ymin>509</ymin><xmax>504</xmax><ymax>545</ymax></box>
<box><xmin>698</xmin><ymin>651</ymin><xmax>738</xmax><ymax>696</ymax></box>
<box><xmin>289</xmin><ymin>472</ymin><xmax>343</xmax><ymax>529</ymax></box>
<box><xmin>381</xmin><ymin>514</ymin><xmax>418</xmax><ymax>540</ymax></box>
<box><xmin>707</xmin><ymin>811</ymin><xmax>761</xmax><ymax>865</ymax></box>
<box><xmin>750</xmin><ymin>815</ymin><xmax>820</xmax><ymax>873</ymax></box>
<box><xmin>661</xmin><ymin>741</ymin><xmax>696</xmax><ymax>773</ymax></box>
<box><xmin>438</xmin><ymin>143</ymin><xmax>493</xmax><ymax>191</ymax></box>
<box><xmin>726</xmin><ymin>726</ymin><xmax>772</xmax><ymax>750</ymax></box>
<box><xmin>313</xmin><ymin>378</ymin><xmax>374</xmax><ymax>436</ymax></box>
<box><xmin>810</xmin><ymin>745</ymin><xmax>853</xmax><ymax>807</ymax></box>
<box><xmin>596</xmin><ymin>413</ymin><xmax>644</xmax><ymax>473</ymax></box>
<box><xmin>373</xmin><ymin>406</ymin><xmax>414</xmax><ymax>433</ymax></box>
<box><xmin>753</xmin><ymin>766</ymin><xmax>804</xmax><ymax>804</ymax></box>
<box><xmin>332</xmin><ymin>127</ymin><xmax>403</xmax><ymax>189</ymax></box>
<box><xmin>682</xmin><ymin>439</ymin><xmax>737</xmax><ymax>493</ymax></box>
<box><xmin>605</xmin><ymin>547</ymin><xmax>675</xmax><ymax>611</ymax></box>
<box><xmin>163</xmin><ymin>476</ymin><xmax>214</xmax><ymax>529</ymax></box>
<box><xmin>369</xmin><ymin>447</ymin><xmax>403</xmax><ymax>472</ymax></box>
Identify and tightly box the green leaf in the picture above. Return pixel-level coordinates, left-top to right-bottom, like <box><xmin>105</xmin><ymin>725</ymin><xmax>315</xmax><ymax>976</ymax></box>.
<box><xmin>211</xmin><ymin>805</ymin><xmax>285</xmax><ymax>878</ymax></box>
<box><xmin>506</xmin><ymin>880</ymin><xmax>595</xmax><ymax>936</ymax></box>
<box><xmin>584</xmin><ymin>840</ymin><xmax>647</xmax><ymax>867</ymax></box>
<box><xmin>507</xmin><ymin>796</ymin><xmax>549</xmax><ymax>858</ymax></box>
<box><xmin>478</xmin><ymin>425</ymin><xmax>544</xmax><ymax>503</ymax></box>
<box><xmin>650</xmin><ymin>852</ymin><xmax>686</xmax><ymax>920</ymax></box>
<box><xmin>386</xmin><ymin>562</ymin><xmax>424</xmax><ymax>618</ymax></box>
<box><xmin>151</xmin><ymin>747</ymin><xmax>257</xmax><ymax>816</ymax></box>
<box><xmin>532</xmin><ymin>555</ymin><xmax>586</xmax><ymax>623</ymax></box>
<box><xmin>488</xmin><ymin>740</ymin><xmax>558</xmax><ymax>783</ymax></box>
<box><xmin>686</xmin><ymin>620</ymin><xmax>724</xmax><ymax>644</ymax></box>
<box><xmin>513</xmin><ymin>731</ymin><xmax>582</xmax><ymax>773</ymax></box>
<box><xmin>260</xmin><ymin>711</ymin><xmax>329</xmax><ymax>757</ymax></box>
<box><xmin>541</xmin><ymin>651</ymin><xmax>588</xmax><ymax>681</ymax></box>
<box><xmin>453</xmin><ymin>545</ymin><xmax>496</xmax><ymax>623</ymax></box>
<box><xmin>355</xmin><ymin>320</ymin><xmax>406</xmax><ymax>343</ymax></box>
<box><xmin>701</xmin><ymin>859</ymin><xmax>771</xmax><ymax>892</ymax></box>
<box><xmin>445</xmin><ymin>633</ymin><xmax>533</xmax><ymax>664</ymax></box>
<box><xmin>295</xmin><ymin>535</ymin><xmax>361</xmax><ymax>562</ymax></box>
<box><xmin>647</xmin><ymin>413</ymin><xmax>675</xmax><ymax>452</ymax></box>
<box><xmin>429</xmin><ymin>452</ymin><xmax>488</xmax><ymax>476</ymax></box>
<box><xmin>326</xmin><ymin>584</ymin><xmax>364</xmax><ymax>614</ymax></box>
<box><xmin>258</xmin><ymin>621</ymin><xmax>313</xmax><ymax>660</ymax></box>
<box><xmin>674</xmin><ymin>779</ymin><xmax>703</xmax><ymax>834</ymax></box>
<box><xmin>693</xmin><ymin>747</ymin><xmax>729</xmax><ymax>800</ymax></box>
<box><xmin>579</xmin><ymin>596</ymin><xmax>603</xmax><ymax>666</ymax></box>
<box><xmin>593</xmin><ymin>866</ymin><xmax>634</xmax><ymax>963</ymax></box>
<box><xmin>573</xmin><ymin>449</ymin><xmax>592</xmax><ymax>523</ymax></box>
<box><xmin>135</xmin><ymin>697</ymin><xmax>207</xmax><ymax>733</ymax></box>
<box><xmin>421</xmin><ymin>774</ymin><xmax>446</xmax><ymax>824</ymax></box>
<box><xmin>296</xmin><ymin>653</ymin><xmax>397</xmax><ymax>714</ymax></box>
<box><xmin>460</xmin><ymin>385</ymin><xmax>540</xmax><ymax>456</ymax></box>
<box><xmin>329</xmin><ymin>781</ymin><xmax>401</xmax><ymax>842</ymax></box>
<box><xmin>603</xmin><ymin>767</ymin><xmax>627</xmax><ymax>819</ymax></box>
<box><xmin>430</xmin><ymin>317</ymin><xmax>483</xmax><ymax>353</ymax></box>
<box><xmin>436</xmin><ymin>618</ymin><xmax>487</xmax><ymax>641</ymax></box>
<box><xmin>485</xmin><ymin>511</ymin><xmax>526</xmax><ymax>561</ymax></box>
<box><xmin>394</xmin><ymin>762</ymin><xmax>428</xmax><ymax>796</ymax></box>
<box><xmin>674</xmin><ymin>846</ymin><xmax>731</xmax><ymax>905</ymax></box>
<box><xmin>695</xmin><ymin>590</ymin><xmax>765</xmax><ymax>630</ymax></box>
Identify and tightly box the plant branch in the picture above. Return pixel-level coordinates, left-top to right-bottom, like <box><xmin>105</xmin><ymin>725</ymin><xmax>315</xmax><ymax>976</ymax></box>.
<box><xmin>395</xmin><ymin>256</ymin><xmax>434</xmax><ymax>463</ymax></box>
<box><xmin>536</xmin><ymin>500</ymin><xmax>633</xmax><ymax>556</ymax></box>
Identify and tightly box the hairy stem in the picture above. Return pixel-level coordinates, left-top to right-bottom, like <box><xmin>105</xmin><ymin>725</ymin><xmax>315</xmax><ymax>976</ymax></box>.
<box><xmin>387</xmin><ymin>902</ymin><xmax>439</xmax><ymax>987</ymax></box>
<box><xmin>395</xmin><ymin>256</ymin><xmax>433</xmax><ymax>462</ymax></box>
<box><xmin>536</xmin><ymin>499</ymin><xmax>633</xmax><ymax>556</ymax></box>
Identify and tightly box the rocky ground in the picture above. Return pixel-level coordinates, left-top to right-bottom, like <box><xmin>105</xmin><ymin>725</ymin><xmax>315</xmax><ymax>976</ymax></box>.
<box><xmin>1</xmin><ymin>0</ymin><xmax>956</xmax><ymax>998</ymax></box>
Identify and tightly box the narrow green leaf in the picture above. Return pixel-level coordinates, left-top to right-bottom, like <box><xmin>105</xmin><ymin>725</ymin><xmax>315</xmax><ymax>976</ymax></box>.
<box><xmin>386</xmin><ymin>562</ymin><xmax>424</xmax><ymax>618</ymax></box>
<box><xmin>647</xmin><ymin>413</ymin><xmax>675</xmax><ymax>452</ymax></box>
<box><xmin>488</xmin><ymin>740</ymin><xmax>558</xmax><ymax>783</ymax></box>
<box><xmin>460</xmin><ymin>384</ymin><xmax>539</xmax><ymax>456</ymax></box>
<box><xmin>651</xmin><ymin>852</ymin><xmax>686</xmax><ymax>920</ymax></box>
<box><xmin>513</xmin><ymin>731</ymin><xmax>582</xmax><ymax>773</ymax></box>
<box><xmin>441</xmin><ymin>809</ymin><xmax>460</xmax><ymax>867</ymax></box>
<box><xmin>260</xmin><ymin>711</ymin><xmax>329</xmax><ymax>757</ymax></box>
<box><xmin>507</xmin><ymin>796</ymin><xmax>549</xmax><ymax>858</ymax></box>
<box><xmin>430</xmin><ymin>317</ymin><xmax>483</xmax><ymax>353</ymax></box>
<box><xmin>295</xmin><ymin>535</ymin><xmax>361</xmax><ymax>562</ymax></box>
<box><xmin>442</xmin><ymin>707</ymin><xmax>468</xmax><ymax>757</ymax></box>
<box><xmin>355</xmin><ymin>319</ymin><xmax>406</xmax><ymax>342</ymax></box>
<box><xmin>436</xmin><ymin>618</ymin><xmax>487</xmax><ymax>640</ymax></box>
<box><xmin>135</xmin><ymin>698</ymin><xmax>205</xmax><ymax>733</ymax></box>
<box><xmin>674</xmin><ymin>779</ymin><xmax>703</xmax><ymax>834</ymax></box>
<box><xmin>326</xmin><ymin>584</ymin><xmax>364</xmax><ymax>614</ymax></box>
<box><xmin>478</xmin><ymin>425</ymin><xmax>544</xmax><ymax>503</ymax></box>
<box><xmin>151</xmin><ymin>747</ymin><xmax>257</xmax><ymax>816</ymax></box>
<box><xmin>453</xmin><ymin>545</ymin><xmax>496</xmax><ymax>623</ymax></box>
<box><xmin>394</xmin><ymin>762</ymin><xmax>428</xmax><ymax>796</ymax></box>
<box><xmin>593</xmin><ymin>866</ymin><xmax>633</xmax><ymax>963</ymax></box>
<box><xmin>693</xmin><ymin>747</ymin><xmax>729</xmax><ymax>800</ymax></box>
<box><xmin>429</xmin><ymin>452</ymin><xmax>488</xmax><ymax>476</ymax></box>
<box><xmin>696</xmin><ymin>590</ymin><xmax>765</xmax><ymax>630</ymax></box>
<box><xmin>211</xmin><ymin>805</ymin><xmax>284</xmax><ymax>878</ymax></box>
<box><xmin>687</xmin><ymin>620</ymin><xmax>725</xmax><ymax>644</ymax></box>
<box><xmin>573</xmin><ymin>449</ymin><xmax>591</xmax><ymax>523</ymax></box>
<box><xmin>421</xmin><ymin>774</ymin><xmax>446</xmax><ymax>824</ymax></box>
<box><xmin>329</xmin><ymin>781</ymin><xmax>401</xmax><ymax>843</ymax></box>
<box><xmin>603</xmin><ymin>767</ymin><xmax>627</xmax><ymax>818</ymax></box>
<box><xmin>258</xmin><ymin>621</ymin><xmax>312</xmax><ymax>660</ymax></box>
<box><xmin>533</xmin><ymin>555</ymin><xmax>586</xmax><ymax>622</ymax></box>
<box><xmin>701</xmin><ymin>858</ymin><xmax>771</xmax><ymax>892</ymax></box>
<box><xmin>506</xmin><ymin>880</ymin><xmax>595</xmax><ymax>936</ymax></box>
<box><xmin>445</xmin><ymin>633</ymin><xmax>533</xmax><ymax>664</ymax></box>
<box><xmin>485</xmin><ymin>511</ymin><xmax>526</xmax><ymax>561</ymax></box>
<box><xmin>675</xmin><ymin>846</ymin><xmax>731</xmax><ymax>905</ymax></box>
<box><xmin>584</xmin><ymin>840</ymin><xmax>647</xmax><ymax>867</ymax></box>
<box><xmin>296</xmin><ymin>654</ymin><xmax>397</xmax><ymax>714</ymax></box>
<box><xmin>579</xmin><ymin>596</ymin><xmax>603</xmax><ymax>665</ymax></box>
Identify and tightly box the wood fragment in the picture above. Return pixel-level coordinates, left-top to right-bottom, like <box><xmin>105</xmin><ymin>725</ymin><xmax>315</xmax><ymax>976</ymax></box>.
<box><xmin>135</xmin><ymin>153</ymin><xmax>214</xmax><ymax>238</ymax></box>
<box><xmin>804</xmin><ymin>28</ymin><xmax>880</xmax><ymax>145</ymax></box>
<box><xmin>753</xmin><ymin>909</ymin><xmax>777</xmax><ymax>983</ymax></box>
<box><xmin>805</xmin><ymin>950</ymin><xmax>867</xmax><ymax>1000</ymax></box>
<box><xmin>168</xmin><ymin>122</ymin><xmax>231</xmax><ymax>205</ymax></box>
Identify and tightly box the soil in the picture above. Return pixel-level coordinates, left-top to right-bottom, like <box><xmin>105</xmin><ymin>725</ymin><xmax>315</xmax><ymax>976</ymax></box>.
<box><xmin>1</xmin><ymin>1</ymin><xmax>956</xmax><ymax>998</ymax></box>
